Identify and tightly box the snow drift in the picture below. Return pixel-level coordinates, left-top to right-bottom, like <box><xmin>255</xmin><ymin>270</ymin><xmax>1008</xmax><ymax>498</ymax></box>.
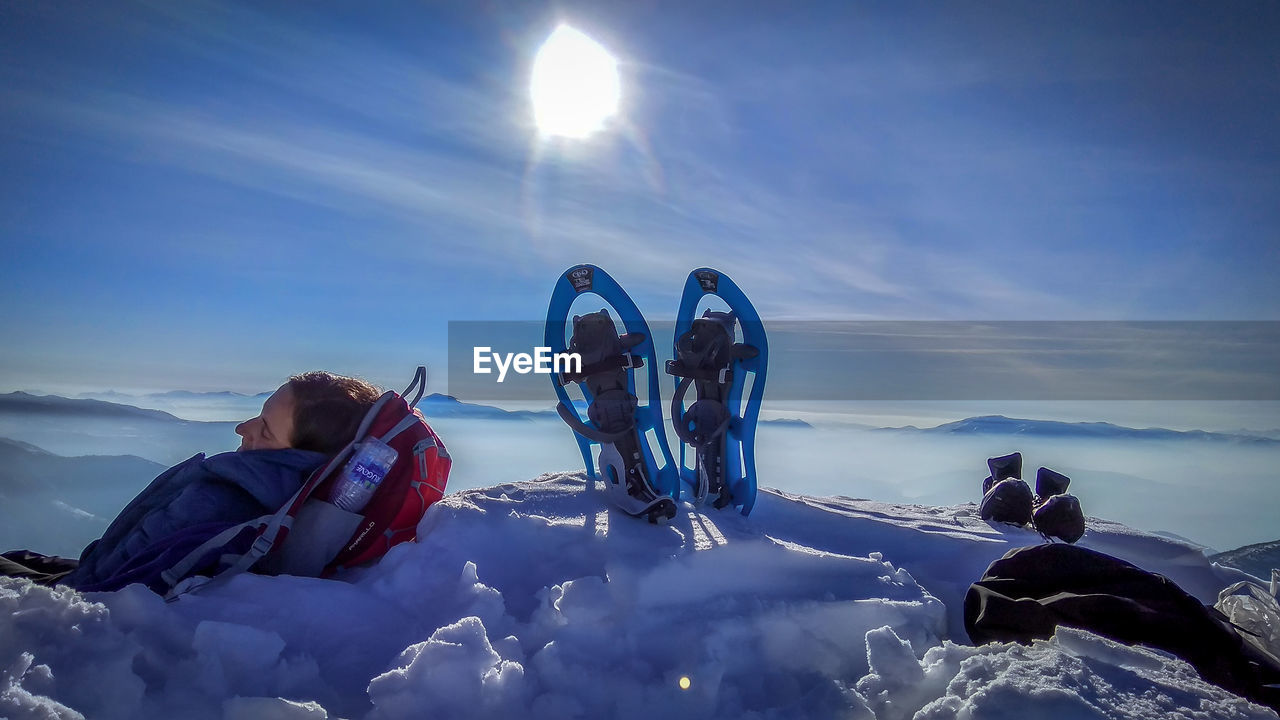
<box><xmin>2</xmin><ymin>473</ymin><xmax>1274</xmax><ymax>719</ymax></box>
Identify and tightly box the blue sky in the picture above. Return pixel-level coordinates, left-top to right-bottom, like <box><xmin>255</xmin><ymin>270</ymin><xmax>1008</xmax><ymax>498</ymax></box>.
<box><xmin>1</xmin><ymin>1</ymin><xmax>1278</xmax><ymax>395</ymax></box>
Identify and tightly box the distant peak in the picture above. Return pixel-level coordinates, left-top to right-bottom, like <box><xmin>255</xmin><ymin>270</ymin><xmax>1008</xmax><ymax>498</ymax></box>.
<box><xmin>900</xmin><ymin>415</ymin><xmax>1276</xmax><ymax>444</ymax></box>
<box><xmin>0</xmin><ymin>392</ymin><xmax>182</xmax><ymax>422</ymax></box>
<box><xmin>0</xmin><ymin>436</ymin><xmax>53</xmax><ymax>454</ymax></box>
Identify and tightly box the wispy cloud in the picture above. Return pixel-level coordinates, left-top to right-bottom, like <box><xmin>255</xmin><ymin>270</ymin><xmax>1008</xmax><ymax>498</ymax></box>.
<box><xmin>3</xmin><ymin>0</ymin><xmax>1277</xmax><ymax>396</ymax></box>
<box><xmin>0</xmin><ymin>3</ymin><xmax>1221</xmax><ymax>323</ymax></box>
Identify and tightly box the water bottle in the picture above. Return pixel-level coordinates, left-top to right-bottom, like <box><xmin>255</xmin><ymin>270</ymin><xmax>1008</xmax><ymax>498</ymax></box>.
<box><xmin>330</xmin><ymin>437</ymin><xmax>399</xmax><ymax>512</ymax></box>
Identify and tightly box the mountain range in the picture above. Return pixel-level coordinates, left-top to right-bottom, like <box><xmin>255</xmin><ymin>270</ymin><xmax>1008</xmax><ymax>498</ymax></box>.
<box><xmin>6</xmin><ymin>393</ymin><xmax>1277</xmax><ymax>442</ymax></box>
<box><xmin>0</xmin><ymin>392</ymin><xmax>181</xmax><ymax>421</ymax></box>
<box><xmin>78</xmin><ymin>390</ymin><xmax>271</xmax><ymax>401</ymax></box>
<box><xmin>0</xmin><ymin>436</ymin><xmax>165</xmax><ymax>496</ymax></box>
<box><xmin>1210</xmin><ymin>540</ymin><xmax>1280</xmax><ymax>581</ymax></box>
<box><xmin>895</xmin><ymin>415</ymin><xmax>1279</xmax><ymax>444</ymax></box>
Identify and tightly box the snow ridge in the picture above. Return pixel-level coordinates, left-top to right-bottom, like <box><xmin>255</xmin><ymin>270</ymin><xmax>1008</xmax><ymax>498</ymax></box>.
<box><xmin>1</xmin><ymin>473</ymin><xmax>1272</xmax><ymax>719</ymax></box>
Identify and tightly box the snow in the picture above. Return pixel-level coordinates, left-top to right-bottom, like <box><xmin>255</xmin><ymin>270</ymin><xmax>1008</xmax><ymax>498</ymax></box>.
<box><xmin>1</xmin><ymin>472</ymin><xmax>1275</xmax><ymax>719</ymax></box>
<box><xmin>862</xmin><ymin>625</ymin><xmax>1275</xmax><ymax>720</ymax></box>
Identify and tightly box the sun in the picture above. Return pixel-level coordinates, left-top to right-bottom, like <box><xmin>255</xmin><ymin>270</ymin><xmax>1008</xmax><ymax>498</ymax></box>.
<box><xmin>530</xmin><ymin>25</ymin><xmax>621</xmax><ymax>139</ymax></box>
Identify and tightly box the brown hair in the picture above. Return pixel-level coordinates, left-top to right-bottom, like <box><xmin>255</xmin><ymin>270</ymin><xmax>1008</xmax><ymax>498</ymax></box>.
<box><xmin>287</xmin><ymin>371</ymin><xmax>383</xmax><ymax>455</ymax></box>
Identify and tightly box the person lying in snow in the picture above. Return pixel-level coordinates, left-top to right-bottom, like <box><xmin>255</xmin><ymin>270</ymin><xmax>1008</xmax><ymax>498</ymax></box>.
<box><xmin>0</xmin><ymin>371</ymin><xmax>381</xmax><ymax>591</ymax></box>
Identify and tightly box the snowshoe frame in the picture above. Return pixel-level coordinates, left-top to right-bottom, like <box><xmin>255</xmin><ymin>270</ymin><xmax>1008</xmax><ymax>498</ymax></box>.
<box><xmin>546</xmin><ymin>265</ymin><xmax>679</xmax><ymax>521</ymax></box>
<box><xmin>668</xmin><ymin>268</ymin><xmax>768</xmax><ymax>516</ymax></box>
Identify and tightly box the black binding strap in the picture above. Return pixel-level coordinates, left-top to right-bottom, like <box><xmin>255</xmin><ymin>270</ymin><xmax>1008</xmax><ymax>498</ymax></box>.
<box><xmin>665</xmin><ymin>360</ymin><xmax>731</xmax><ymax>384</ymax></box>
<box><xmin>669</xmin><ymin>377</ymin><xmax>732</xmax><ymax>447</ymax></box>
<box><xmin>556</xmin><ymin>401</ymin><xmax>631</xmax><ymax>443</ymax></box>
<box><xmin>561</xmin><ymin>353</ymin><xmax>644</xmax><ymax>385</ymax></box>
<box><xmin>665</xmin><ymin>345</ymin><xmax>757</xmax><ymax>385</ymax></box>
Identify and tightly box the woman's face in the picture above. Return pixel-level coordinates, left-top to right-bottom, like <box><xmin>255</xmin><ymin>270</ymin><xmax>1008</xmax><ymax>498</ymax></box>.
<box><xmin>234</xmin><ymin>383</ymin><xmax>296</xmax><ymax>451</ymax></box>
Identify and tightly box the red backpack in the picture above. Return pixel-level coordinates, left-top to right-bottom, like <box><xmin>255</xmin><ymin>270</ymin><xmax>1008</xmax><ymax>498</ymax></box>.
<box><xmin>161</xmin><ymin>368</ymin><xmax>451</xmax><ymax>598</ymax></box>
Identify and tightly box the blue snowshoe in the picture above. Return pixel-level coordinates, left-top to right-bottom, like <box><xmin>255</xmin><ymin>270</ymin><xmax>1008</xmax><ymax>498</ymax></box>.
<box><xmin>666</xmin><ymin>268</ymin><xmax>768</xmax><ymax>516</ymax></box>
<box><xmin>546</xmin><ymin>265</ymin><xmax>679</xmax><ymax>523</ymax></box>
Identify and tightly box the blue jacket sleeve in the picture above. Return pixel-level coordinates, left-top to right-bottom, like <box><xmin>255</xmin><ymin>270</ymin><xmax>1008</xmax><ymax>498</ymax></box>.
<box><xmin>73</xmin><ymin>454</ymin><xmax>206</xmax><ymax>578</ymax></box>
<box><xmin>65</xmin><ymin>449</ymin><xmax>324</xmax><ymax>591</ymax></box>
<box><xmin>115</xmin><ymin>476</ymin><xmax>266</xmax><ymax>570</ymax></box>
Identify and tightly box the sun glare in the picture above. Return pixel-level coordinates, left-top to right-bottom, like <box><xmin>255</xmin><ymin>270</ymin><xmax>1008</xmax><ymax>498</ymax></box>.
<box><xmin>530</xmin><ymin>24</ymin><xmax>621</xmax><ymax>139</ymax></box>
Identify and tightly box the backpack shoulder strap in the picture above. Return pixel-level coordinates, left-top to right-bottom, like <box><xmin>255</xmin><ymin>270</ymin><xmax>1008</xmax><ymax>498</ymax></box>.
<box><xmin>402</xmin><ymin>366</ymin><xmax>427</xmax><ymax>408</ymax></box>
<box><xmin>162</xmin><ymin>444</ymin><xmax>355</xmax><ymax>600</ymax></box>
<box><xmin>158</xmin><ymin>514</ymin><xmax>271</xmax><ymax>594</ymax></box>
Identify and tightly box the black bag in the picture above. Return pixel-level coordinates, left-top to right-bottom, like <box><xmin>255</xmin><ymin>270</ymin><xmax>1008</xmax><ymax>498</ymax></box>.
<box><xmin>1031</xmin><ymin>494</ymin><xmax>1085</xmax><ymax>543</ymax></box>
<box><xmin>964</xmin><ymin>544</ymin><xmax>1280</xmax><ymax>712</ymax></box>
<box><xmin>978</xmin><ymin>478</ymin><xmax>1033</xmax><ymax>526</ymax></box>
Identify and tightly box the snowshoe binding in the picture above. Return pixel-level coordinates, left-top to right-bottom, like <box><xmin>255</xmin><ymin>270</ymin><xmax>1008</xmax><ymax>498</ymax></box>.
<box><xmin>546</xmin><ymin>266</ymin><xmax>678</xmax><ymax>523</ymax></box>
<box><xmin>667</xmin><ymin>268</ymin><xmax>768</xmax><ymax>516</ymax></box>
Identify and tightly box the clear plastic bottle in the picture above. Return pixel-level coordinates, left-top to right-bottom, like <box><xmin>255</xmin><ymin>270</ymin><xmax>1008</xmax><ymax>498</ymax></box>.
<box><xmin>330</xmin><ymin>437</ymin><xmax>399</xmax><ymax>512</ymax></box>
